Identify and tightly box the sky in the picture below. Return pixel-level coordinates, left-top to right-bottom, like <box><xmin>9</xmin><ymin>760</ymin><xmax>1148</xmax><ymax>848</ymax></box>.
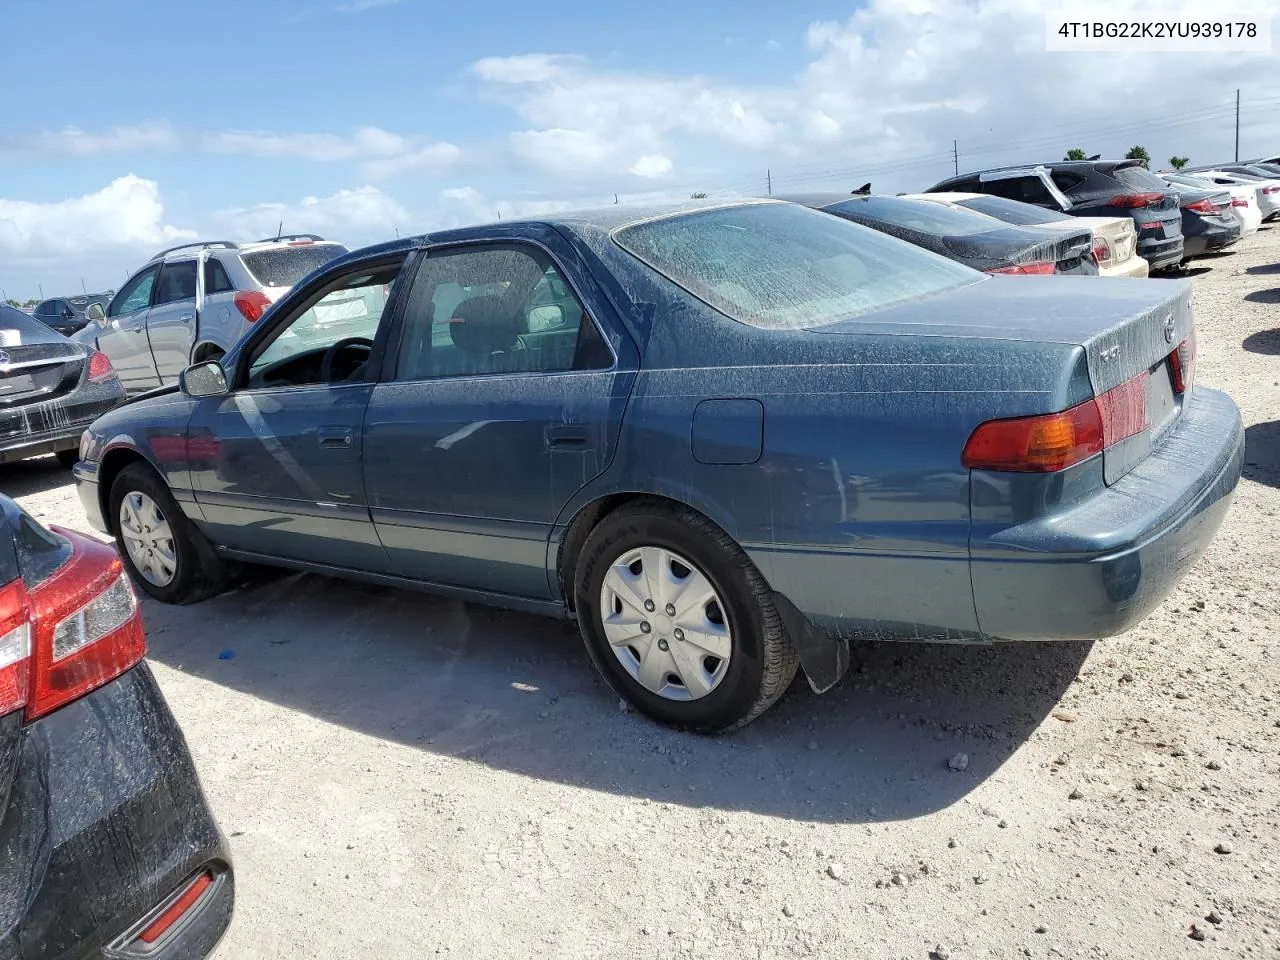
<box><xmin>1</xmin><ymin>0</ymin><xmax>1277</xmax><ymax>300</ymax></box>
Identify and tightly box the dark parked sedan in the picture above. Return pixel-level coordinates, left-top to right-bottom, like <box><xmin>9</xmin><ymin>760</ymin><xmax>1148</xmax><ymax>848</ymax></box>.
<box><xmin>32</xmin><ymin>293</ymin><xmax>113</xmax><ymax>337</ymax></box>
<box><xmin>73</xmin><ymin>200</ymin><xmax>1241</xmax><ymax>731</ymax></box>
<box><xmin>779</xmin><ymin>194</ymin><xmax>1098</xmax><ymax>275</ymax></box>
<box><xmin>0</xmin><ymin>304</ymin><xmax>125</xmax><ymax>465</ymax></box>
<box><xmin>1163</xmin><ymin>186</ymin><xmax>1241</xmax><ymax>258</ymax></box>
<box><xmin>927</xmin><ymin>159</ymin><xmax>1186</xmax><ymax>271</ymax></box>
<box><xmin>0</xmin><ymin>494</ymin><xmax>233</xmax><ymax>957</ymax></box>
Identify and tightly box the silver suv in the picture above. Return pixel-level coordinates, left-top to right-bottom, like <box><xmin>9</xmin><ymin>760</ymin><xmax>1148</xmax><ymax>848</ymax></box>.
<box><xmin>77</xmin><ymin>235</ymin><xmax>348</xmax><ymax>395</ymax></box>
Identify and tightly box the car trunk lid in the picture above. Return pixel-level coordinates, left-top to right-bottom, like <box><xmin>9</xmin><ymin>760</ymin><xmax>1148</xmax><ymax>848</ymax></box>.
<box><xmin>946</xmin><ymin>226</ymin><xmax>1096</xmax><ymax>275</ymax></box>
<box><xmin>813</xmin><ymin>275</ymin><xmax>1194</xmax><ymax>482</ymax></box>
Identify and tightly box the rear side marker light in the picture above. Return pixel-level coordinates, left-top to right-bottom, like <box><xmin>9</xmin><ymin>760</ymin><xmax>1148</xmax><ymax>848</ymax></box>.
<box><xmin>233</xmin><ymin>290</ymin><xmax>272</xmax><ymax>323</ymax></box>
<box><xmin>87</xmin><ymin>351</ymin><xmax>115</xmax><ymax>384</ymax></box>
<box><xmin>1170</xmin><ymin>330</ymin><xmax>1197</xmax><ymax>393</ymax></box>
<box><xmin>986</xmin><ymin>261</ymin><xmax>1055</xmax><ymax>276</ymax></box>
<box><xmin>138</xmin><ymin>871</ymin><xmax>215</xmax><ymax>945</ymax></box>
<box><xmin>962</xmin><ymin>371</ymin><xmax>1149</xmax><ymax>473</ymax></box>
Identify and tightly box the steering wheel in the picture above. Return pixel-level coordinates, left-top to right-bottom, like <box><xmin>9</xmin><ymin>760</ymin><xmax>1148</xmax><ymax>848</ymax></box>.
<box><xmin>320</xmin><ymin>337</ymin><xmax>374</xmax><ymax>383</ymax></box>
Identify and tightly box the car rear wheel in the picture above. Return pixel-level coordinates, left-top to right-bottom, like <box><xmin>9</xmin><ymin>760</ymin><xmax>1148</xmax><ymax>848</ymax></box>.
<box><xmin>574</xmin><ymin>500</ymin><xmax>798</xmax><ymax>733</ymax></box>
<box><xmin>109</xmin><ymin>463</ymin><xmax>229</xmax><ymax>604</ymax></box>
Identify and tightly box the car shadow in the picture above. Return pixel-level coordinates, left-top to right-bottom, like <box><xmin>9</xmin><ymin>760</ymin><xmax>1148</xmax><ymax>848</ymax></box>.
<box><xmin>0</xmin><ymin>457</ymin><xmax>75</xmax><ymax>499</ymax></box>
<box><xmin>140</xmin><ymin>571</ymin><xmax>1091</xmax><ymax>824</ymax></box>
<box><xmin>1244</xmin><ymin>288</ymin><xmax>1280</xmax><ymax>305</ymax></box>
<box><xmin>1245</xmin><ymin>263</ymin><xmax>1280</xmax><ymax>275</ymax></box>
<box><xmin>1152</xmin><ymin>266</ymin><xmax>1211</xmax><ymax>279</ymax></box>
<box><xmin>1243</xmin><ymin>329</ymin><xmax>1280</xmax><ymax>355</ymax></box>
<box><xmin>1244</xmin><ymin>420</ymin><xmax>1280</xmax><ymax>489</ymax></box>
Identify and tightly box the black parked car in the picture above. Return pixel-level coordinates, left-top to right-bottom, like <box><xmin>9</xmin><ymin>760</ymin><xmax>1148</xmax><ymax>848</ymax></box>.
<box><xmin>0</xmin><ymin>303</ymin><xmax>125</xmax><ymax>465</ymax></box>
<box><xmin>32</xmin><ymin>293</ymin><xmax>113</xmax><ymax>337</ymax></box>
<box><xmin>0</xmin><ymin>494</ymin><xmax>233</xmax><ymax>957</ymax></box>
<box><xmin>926</xmin><ymin>159</ymin><xmax>1185</xmax><ymax>271</ymax></box>
<box><xmin>781</xmin><ymin>193</ymin><xmax>1098</xmax><ymax>274</ymax></box>
<box><xmin>1161</xmin><ymin>185</ymin><xmax>1241</xmax><ymax>258</ymax></box>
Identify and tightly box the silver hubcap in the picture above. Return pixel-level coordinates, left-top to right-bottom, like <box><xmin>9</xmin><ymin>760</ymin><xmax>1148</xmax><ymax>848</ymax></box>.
<box><xmin>119</xmin><ymin>491</ymin><xmax>178</xmax><ymax>587</ymax></box>
<box><xmin>599</xmin><ymin>546</ymin><xmax>732</xmax><ymax>701</ymax></box>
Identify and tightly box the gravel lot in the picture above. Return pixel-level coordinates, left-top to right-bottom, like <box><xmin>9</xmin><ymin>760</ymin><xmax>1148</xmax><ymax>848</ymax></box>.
<box><xmin>4</xmin><ymin>229</ymin><xmax>1279</xmax><ymax>960</ymax></box>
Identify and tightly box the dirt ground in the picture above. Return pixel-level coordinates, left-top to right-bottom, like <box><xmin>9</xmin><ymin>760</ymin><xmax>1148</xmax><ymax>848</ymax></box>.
<box><xmin>4</xmin><ymin>229</ymin><xmax>1279</xmax><ymax>960</ymax></box>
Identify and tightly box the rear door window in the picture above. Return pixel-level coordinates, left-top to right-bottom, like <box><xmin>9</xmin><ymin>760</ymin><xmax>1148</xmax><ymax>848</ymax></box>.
<box><xmin>154</xmin><ymin>261</ymin><xmax>198</xmax><ymax>305</ymax></box>
<box><xmin>983</xmin><ymin>175</ymin><xmax>1056</xmax><ymax>206</ymax></box>
<box><xmin>205</xmin><ymin>259</ymin><xmax>235</xmax><ymax>294</ymax></box>
<box><xmin>241</xmin><ymin>245</ymin><xmax>347</xmax><ymax>289</ymax></box>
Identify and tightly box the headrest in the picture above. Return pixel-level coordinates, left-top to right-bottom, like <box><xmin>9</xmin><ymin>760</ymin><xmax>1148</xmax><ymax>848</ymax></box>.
<box><xmin>448</xmin><ymin>295</ymin><xmax>521</xmax><ymax>356</ymax></box>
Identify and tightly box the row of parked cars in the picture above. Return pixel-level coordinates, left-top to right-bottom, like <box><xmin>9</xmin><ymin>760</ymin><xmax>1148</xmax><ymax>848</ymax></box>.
<box><xmin>0</xmin><ymin>152</ymin><xmax>1263</xmax><ymax>958</ymax></box>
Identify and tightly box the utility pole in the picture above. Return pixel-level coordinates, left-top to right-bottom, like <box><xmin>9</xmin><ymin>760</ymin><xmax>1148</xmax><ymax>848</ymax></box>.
<box><xmin>37</xmin><ymin>283</ymin><xmax>43</xmax><ymax>300</ymax></box>
<box><xmin>1234</xmin><ymin>89</ymin><xmax>1240</xmax><ymax>161</ymax></box>
<box><xmin>953</xmin><ymin>140</ymin><xmax>959</xmax><ymax>176</ymax></box>
<box><xmin>614</xmin><ymin>193</ymin><xmax>619</xmax><ymax>205</ymax></box>
<box><xmin>767</xmin><ymin>168</ymin><xmax>772</xmax><ymax>196</ymax></box>
<box><xmin>80</xmin><ymin>277</ymin><xmax>86</xmax><ymax>295</ymax></box>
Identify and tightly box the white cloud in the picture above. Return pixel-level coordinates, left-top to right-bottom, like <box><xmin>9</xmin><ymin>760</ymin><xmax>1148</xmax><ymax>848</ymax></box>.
<box><xmin>202</xmin><ymin>126</ymin><xmax>461</xmax><ymax>179</ymax></box>
<box><xmin>508</xmin><ymin>128</ymin><xmax>614</xmax><ymax>173</ymax></box>
<box><xmin>0</xmin><ymin>175</ymin><xmax>194</xmax><ymax>257</ymax></box>
<box><xmin>213</xmin><ymin>186</ymin><xmax>412</xmax><ymax>245</ymax></box>
<box><xmin>335</xmin><ymin>0</ymin><xmax>400</xmax><ymax>11</ymax></box>
<box><xmin>472</xmin><ymin>54</ymin><xmax>579</xmax><ymax>84</ymax></box>
<box><xmin>0</xmin><ymin>122</ymin><xmax>177</xmax><ymax>156</ymax></box>
<box><xmin>628</xmin><ymin>154</ymin><xmax>673</xmax><ymax>178</ymax></box>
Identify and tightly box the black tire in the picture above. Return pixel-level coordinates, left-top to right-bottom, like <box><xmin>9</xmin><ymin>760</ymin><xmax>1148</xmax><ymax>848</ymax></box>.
<box><xmin>574</xmin><ymin>499</ymin><xmax>798</xmax><ymax>733</ymax></box>
<box><xmin>54</xmin><ymin>449</ymin><xmax>78</xmax><ymax>468</ymax></box>
<box><xmin>108</xmin><ymin>462</ymin><xmax>230</xmax><ymax>604</ymax></box>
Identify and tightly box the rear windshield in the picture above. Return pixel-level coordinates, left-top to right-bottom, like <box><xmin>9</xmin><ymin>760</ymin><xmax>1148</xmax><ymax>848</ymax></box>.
<box><xmin>0</xmin><ymin>304</ymin><xmax>63</xmax><ymax>343</ymax></box>
<box><xmin>613</xmin><ymin>202</ymin><xmax>980</xmax><ymax>331</ymax></box>
<box><xmin>957</xmin><ymin>195</ymin><xmax>1074</xmax><ymax>225</ymax></box>
<box><xmin>241</xmin><ymin>244</ymin><xmax>347</xmax><ymax>288</ymax></box>
<box><xmin>1113</xmin><ymin>164</ymin><xmax>1171</xmax><ymax>191</ymax></box>
<box><xmin>828</xmin><ymin>196</ymin><xmax>1004</xmax><ymax>237</ymax></box>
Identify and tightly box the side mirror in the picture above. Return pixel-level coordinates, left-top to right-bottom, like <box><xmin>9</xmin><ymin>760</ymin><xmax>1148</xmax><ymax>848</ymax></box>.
<box><xmin>62</xmin><ymin>307</ymin><xmax>75</xmax><ymax>319</ymax></box>
<box><xmin>527</xmin><ymin>304</ymin><xmax>566</xmax><ymax>332</ymax></box>
<box><xmin>179</xmin><ymin>361</ymin><xmax>229</xmax><ymax>399</ymax></box>
<box><xmin>85</xmin><ymin>303</ymin><xmax>106</xmax><ymax>325</ymax></box>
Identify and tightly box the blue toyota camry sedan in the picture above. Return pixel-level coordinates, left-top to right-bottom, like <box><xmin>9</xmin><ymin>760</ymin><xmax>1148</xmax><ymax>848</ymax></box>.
<box><xmin>71</xmin><ymin>200</ymin><xmax>1243</xmax><ymax>731</ymax></box>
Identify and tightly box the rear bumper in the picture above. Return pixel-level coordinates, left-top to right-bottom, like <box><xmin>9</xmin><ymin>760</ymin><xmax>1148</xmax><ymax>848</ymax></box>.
<box><xmin>0</xmin><ymin>663</ymin><xmax>233</xmax><ymax>960</ymax></box>
<box><xmin>970</xmin><ymin>387</ymin><xmax>1243</xmax><ymax>640</ymax></box>
<box><xmin>0</xmin><ymin>383</ymin><xmax>124</xmax><ymax>464</ymax></box>
<box><xmin>1098</xmin><ymin>256</ymin><xmax>1150</xmax><ymax>278</ymax></box>
<box><xmin>1137</xmin><ymin>234</ymin><xmax>1184</xmax><ymax>270</ymax></box>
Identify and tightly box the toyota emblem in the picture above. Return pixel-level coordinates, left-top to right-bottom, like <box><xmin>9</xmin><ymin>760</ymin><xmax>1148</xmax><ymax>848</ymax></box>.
<box><xmin>0</xmin><ymin>350</ymin><xmax>10</xmax><ymax>365</ymax></box>
<box><xmin>1163</xmin><ymin>314</ymin><xmax>1176</xmax><ymax>344</ymax></box>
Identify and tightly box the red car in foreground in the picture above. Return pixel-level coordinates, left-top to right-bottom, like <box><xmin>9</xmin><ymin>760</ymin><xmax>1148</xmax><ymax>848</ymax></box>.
<box><xmin>0</xmin><ymin>494</ymin><xmax>233</xmax><ymax>958</ymax></box>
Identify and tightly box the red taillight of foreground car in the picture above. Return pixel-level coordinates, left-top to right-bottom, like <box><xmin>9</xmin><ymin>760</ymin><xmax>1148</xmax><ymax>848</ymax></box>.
<box><xmin>87</xmin><ymin>351</ymin><xmax>116</xmax><ymax>384</ymax></box>
<box><xmin>1091</xmin><ymin>237</ymin><xmax>1111</xmax><ymax>265</ymax></box>
<box><xmin>233</xmin><ymin>290</ymin><xmax>272</xmax><ymax>323</ymax></box>
<box><xmin>1170</xmin><ymin>330</ymin><xmax>1197</xmax><ymax>394</ymax></box>
<box><xmin>138</xmin><ymin>871</ymin><xmax>215</xmax><ymax>945</ymax></box>
<box><xmin>1107</xmin><ymin>192</ymin><xmax>1166</xmax><ymax>209</ymax></box>
<box><xmin>24</xmin><ymin>532</ymin><xmax>144</xmax><ymax>722</ymax></box>
<box><xmin>986</xmin><ymin>261</ymin><xmax>1056</xmax><ymax>276</ymax></box>
<box><xmin>962</xmin><ymin>371</ymin><xmax>1150</xmax><ymax>473</ymax></box>
<box><xmin>0</xmin><ymin>581</ymin><xmax>31</xmax><ymax>717</ymax></box>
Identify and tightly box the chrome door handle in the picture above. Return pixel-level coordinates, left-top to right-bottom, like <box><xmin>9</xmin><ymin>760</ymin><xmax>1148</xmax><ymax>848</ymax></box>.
<box><xmin>179</xmin><ymin>314</ymin><xmax>194</xmax><ymax>323</ymax></box>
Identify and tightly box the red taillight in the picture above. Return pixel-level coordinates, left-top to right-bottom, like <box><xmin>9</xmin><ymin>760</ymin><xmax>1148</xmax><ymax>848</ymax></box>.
<box><xmin>1185</xmin><ymin>198</ymin><xmax>1224</xmax><ymax>215</ymax></box>
<box><xmin>24</xmin><ymin>532</ymin><xmax>144</xmax><ymax>722</ymax></box>
<box><xmin>1263</xmin><ymin>186</ymin><xmax>1280</xmax><ymax>195</ymax></box>
<box><xmin>286</xmin><ymin>239</ymin><xmax>314</xmax><ymax>246</ymax></box>
<box><xmin>1170</xmin><ymin>330</ymin><xmax>1197</xmax><ymax>394</ymax></box>
<box><xmin>962</xmin><ymin>372</ymin><xmax>1149</xmax><ymax>473</ymax></box>
<box><xmin>1231</xmin><ymin>197</ymin><xmax>1249</xmax><ymax>208</ymax></box>
<box><xmin>1139</xmin><ymin>221</ymin><xmax>1162</xmax><ymax>231</ymax></box>
<box><xmin>87</xmin><ymin>351</ymin><xmax>115</xmax><ymax>384</ymax></box>
<box><xmin>987</xmin><ymin>261</ymin><xmax>1056</xmax><ymax>276</ymax></box>
<box><xmin>233</xmin><ymin>290</ymin><xmax>271</xmax><ymax>323</ymax></box>
<box><xmin>1091</xmin><ymin>237</ymin><xmax>1111</xmax><ymax>265</ymax></box>
<box><xmin>1107</xmin><ymin>192</ymin><xmax>1165</xmax><ymax>209</ymax></box>
<box><xmin>138</xmin><ymin>872</ymin><xmax>215</xmax><ymax>945</ymax></box>
<box><xmin>0</xmin><ymin>581</ymin><xmax>31</xmax><ymax>717</ymax></box>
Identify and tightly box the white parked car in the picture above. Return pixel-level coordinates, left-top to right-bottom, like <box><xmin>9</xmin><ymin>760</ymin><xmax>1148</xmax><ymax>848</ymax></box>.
<box><xmin>1159</xmin><ymin>173</ymin><xmax>1261</xmax><ymax>237</ymax></box>
<box><xmin>901</xmin><ymin>192</ymin><xmax>1148</xmax><ymax>277</ymax></box>
<box><xmin>1185</xmin><ymin>169</ymin><xmax>1280</xmax><ymax>220</ymax></box>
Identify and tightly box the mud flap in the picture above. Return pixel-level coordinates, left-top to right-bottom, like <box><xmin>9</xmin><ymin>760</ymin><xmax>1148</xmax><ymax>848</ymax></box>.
<box><xmin>771</xmin><ymin>592</ymin><xmax>849</xmax><ymax>695</ymax></box>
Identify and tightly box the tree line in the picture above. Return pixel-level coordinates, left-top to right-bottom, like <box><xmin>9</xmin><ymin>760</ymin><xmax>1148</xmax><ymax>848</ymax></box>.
<box><xmin>1064</xmin><ymin>146</ymin><xmax>1188</xmax><ymax>170</ymax></box>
